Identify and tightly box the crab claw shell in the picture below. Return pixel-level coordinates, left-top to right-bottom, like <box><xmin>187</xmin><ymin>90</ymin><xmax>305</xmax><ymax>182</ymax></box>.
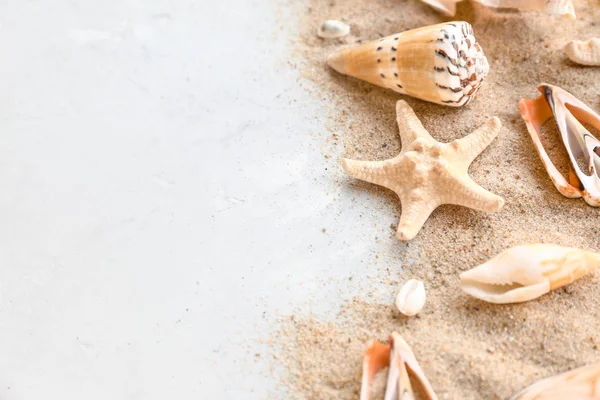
<box><xmin>460</xmin><ymin>244</ymin><xmax>600</xmax><ymax>304</ymax></box>
<box><xmin>509</xmin><ymin>361</ymin><xmax>600</xmax><ymax>399</ymax></box>
<box><xmin>327</xmin><ymin>22</ymin><xmax>489</xmax><ymax>107</ymax></box>
<box><xmin>360</xmin><ymin>332</ymin><xmax>438</xmax><ymax>400</ymax></box>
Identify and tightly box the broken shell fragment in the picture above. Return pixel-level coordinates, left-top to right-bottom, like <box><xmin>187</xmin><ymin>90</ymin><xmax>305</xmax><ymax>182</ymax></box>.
<box><xmin>509</xmin><ymin>361</ymin><xmax>600</xmax><ymax>399</ymax></box>
<box><xmin>360</xmin><ymin>332</ymin><xmax>438</xmax><ymax>400</ymax></box>
<box><xmin>327</xmin><ymin>22</ymin><xmax>489</xmax><ymax>107</ymax></box>
<box><xmin>476</xmin><ymin>0</ymin><xmax>575</xmax><ymax>18</ymax></box>
<box><xmin>565</xmin><ymin>37</ymin><xmax>600</xmax><ymax>66</ymax></box>
<box><xmin>420</xmin><ymin>0</ymin><xmax>575</xmax><ymax>18</ymax></box>
<box><xmin>317</xmin><ymin>20</ymin><xmax>350</xmax><ymax>39</ymax></box>
<box><xmin>519</xmin><ymin>84</ymin><xmax>600</xmax><ymax>206</ymax></box>
<box><xmin>419</xmin><ymin>0</ymin><xmax>461</xmax><ymax>16</ymax></box>
<box><xmin>396</xmin><ymin>279</ymin><xmax>426</xmax><ymax>317</ymax></box>
<box><xmin>460</xmin><ymin>244</ymin><xmax>600</xmax><ymax>304</ymax></box>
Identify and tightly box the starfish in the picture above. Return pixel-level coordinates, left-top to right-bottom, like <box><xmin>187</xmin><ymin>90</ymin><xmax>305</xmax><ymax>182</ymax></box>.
<box><xmin>341</xmin><ymin>100</ymin><xmax>505</xmax><ymax>241</ymax></box>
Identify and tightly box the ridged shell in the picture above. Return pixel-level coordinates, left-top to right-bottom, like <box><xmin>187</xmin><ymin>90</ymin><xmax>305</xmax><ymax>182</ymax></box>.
<box><xmin>460</xmin><ymin>244</ymin><xmax>600</xmax><ymax>304</ymax></box>
<box><xmin>565</xmin><ymin>37</ymin><xmax>600</xmax><ymax>66</ymax></box>
<box><xmin>519</xmin><ymin>84</ymin><xmax>600</xmax><ymax>207</ymax></box>
<box><xmin>327</xmin><ymin>22</ymin><xmax>489</xmax><ymax>107</ymax></box>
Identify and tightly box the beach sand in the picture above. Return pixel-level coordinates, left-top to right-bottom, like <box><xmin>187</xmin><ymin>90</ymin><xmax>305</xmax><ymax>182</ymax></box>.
<box><xmin>271</xmin><ymin>1</ymin><xmax>600</xmax><ymax>398</ymax></box>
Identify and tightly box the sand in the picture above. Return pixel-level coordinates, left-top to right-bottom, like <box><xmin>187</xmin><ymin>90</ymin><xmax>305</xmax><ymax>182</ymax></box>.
<box><xmin>270</xmin><ymin>0</ymin><xmax>600</xmax><ymax>399</ymax></box>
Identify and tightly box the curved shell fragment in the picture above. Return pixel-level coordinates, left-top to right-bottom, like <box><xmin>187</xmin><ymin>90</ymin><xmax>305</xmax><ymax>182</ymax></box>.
<box><xmin>360</xmin><ymin>332</ymin><xmax>438</xmax><ymax>400</ymax></box>
<box><xmin>396</xmin><ymin>279</ymin><xmax>426</xmax><ymax>317</ymax></box>
<box><xmin>419</xmin><ymin>0</ymin><xmax>461</xmax><ymax>15</ymax></box>
<box><xmin>460</xmin><ymin>244</ymin><xmax>600</xmax><ymax>304</ymax></box>
<box><xmin>420</xmin><ymin>0</ymin><xmax>575</xmax><ymax>18</ymax></box>
<box><xmin>317</xmin><ymin>20</ymin><xmax>350</xmax><ymax>39</ymax></box>
<box><xmin>509</xmin><ymin>361</ymin><xmax>600</xmax><ymax>399</ymax></box>
<box><xmin>327</xmin><ymin>22</ymin><xmax>489</xmax><ymax>107</ymax></box>
<box><xmin>565</xmin><ymin>37</ymin><xmax>600</xmax><ymax>66</ymax></box>
<box><xmin>519</xmin><ymin>84</ymin><xmax>600</xmax><ymax>207</ymax></box>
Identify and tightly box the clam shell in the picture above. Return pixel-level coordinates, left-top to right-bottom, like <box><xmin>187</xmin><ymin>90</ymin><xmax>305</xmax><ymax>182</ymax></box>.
<box><xmin>565</xmin><ymin>37</ymin><xmax>600</xmax><ymax>66</ymax></box>
<box><xmin>460</xmin><ymin>244</ymin><xmax>600</xmax><ymax>304</ymax></box>
<box><xmin>519</xmin><ymin>84</ymin><xmax>600</xmax><ymax>206</ymax></box>
<box><xmin>327</xmin><ymin>22</ymin><xmax>489</xmax><ymax>107</ymax></box>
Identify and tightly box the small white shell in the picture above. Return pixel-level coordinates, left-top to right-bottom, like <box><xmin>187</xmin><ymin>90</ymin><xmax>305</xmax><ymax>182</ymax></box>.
<box><xmin>565</xmin><ymin>38</ymin><xmax>600</xmax><ymax>66</ymax></box>
<box><xmin>317</xmin><ymin>20</ymin><xmax>350</xmax><ymax>39</ymax></box>
<box><xmin>395</xmin><ymin>279</ymin><xmax>426</xmax><ymax>316</ymax></box>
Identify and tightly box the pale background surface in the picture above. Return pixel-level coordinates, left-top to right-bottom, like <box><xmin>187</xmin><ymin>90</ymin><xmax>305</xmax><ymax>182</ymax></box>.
<box><xmin>0</xmin><ymin>1</ymin><xmax>397</xmax><ymax>399</ymax></box>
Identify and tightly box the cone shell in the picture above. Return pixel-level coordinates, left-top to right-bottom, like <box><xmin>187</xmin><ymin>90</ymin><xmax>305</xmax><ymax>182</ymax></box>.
<box><xmin>327</xmin><ymin>22</ymin><xmax>489</xmax><ymax>107</ymax></box>
<box><xmin>460</xmin><ymin>244</ymin><xmax>600</xmax><ymax>304</ymax></box>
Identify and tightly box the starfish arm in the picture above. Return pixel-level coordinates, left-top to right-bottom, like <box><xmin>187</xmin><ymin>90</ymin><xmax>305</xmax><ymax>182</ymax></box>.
<box><xmin>447</xmin><ymin>176</ymin><xmax>505</xmax><ymax>212</ymax></box>
<box><xmin>395</xmin><ymin>100</ymin><xmax>434</xmax><ymax>148</ymax></box>
<box><xmin>449</xmin><ymin>117</ymin><xmax>501</xmax><ymax>168</ymax></box>
<box><xmin>396</xmin><ymin>199</ymin><xmax>437</xmax><ymax>241</ymax></box>
<box><xmin>341</xmin><ymin>158</ymin><xmax>401</xmax><ymax>189</ymax></box>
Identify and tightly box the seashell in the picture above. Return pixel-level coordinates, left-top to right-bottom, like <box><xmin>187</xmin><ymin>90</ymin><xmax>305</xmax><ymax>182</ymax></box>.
<box><xmin>419</xmin><ymin>0</ymin><xmax>461</xmax><ymax>15</ymax></box>
<box><xmin>509</xmin><ymin>361</ymin><xmax>600</xmax><ymax>399</ymax></box>
<box><xmin>327</xmin><ymin>22</ymin><xmax>489</xmax><ymax>107</ymax></box>
<box><xmin>565</xmin><ymin>37</ymin><xmax>600</xmax><ymax>66</ymax></box>
<box><xmin>360</xmin><ymin>332</ymin><xmax>438</xmax><ymax>400</ymax></box>
<box><xmin>519</xmin><ymin>84</ymin><xmax>600</xmax><ymax>206</ymax></box>
<box><xmin>460</xmin><ymin>244</ymin><xmax>600</xmax><ymax>304</ymax></box>
<box><xmin>395</xmin><ymin>279</ymin><xmax>426</xmax><ymax>317</ymax></box>
<box><xmin>318</xmin><ymin>20</ymin><xmax>350</xmax><ymax>39</ymax></box>
<box><xmin>420</xmin><ymin>0</ymin><xmax>575</xmax><ymax>18</ymax></box>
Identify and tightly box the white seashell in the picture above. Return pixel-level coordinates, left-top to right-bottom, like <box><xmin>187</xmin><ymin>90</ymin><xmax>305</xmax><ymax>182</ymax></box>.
<box><xmin>419</xmin><ymin>0</ymin><xmax>461</xmax><ymax>15</ymax></box>
<box><xmin>460</xmin><ymin>244</ymin><xmax>600</xmax><ymax>304</ymax></box>
<box><xmin>565</xmin><ymin>37</ymin><xmax>600</xmax><ymax>66</ymax></box>
<box><xmin>327</xmin><ymin>22</ymin><xmax>489</xmax><ymax>107</ymax></box>
<box><xmin>360</xmin><ymin>332</ymin><xmax>438</xmax><ymax>400</ymax></box>
<box><xmin>519</xmin><ymin>84</ymin><xmax>600</xmax><ymax>206</ymax></box>
<box><xmin>317</xmin><ymin>20</ymin><xmax>350</xmax><ymax>39</ymax></box>
<box><xmin>395</xmin><ymin>279</ymin><xmax>426</xmax><ymax>316</ymax></box>
<box><xmin>420</xmin><ymin>0</ymin><xmax>575</xmax><ymax>18</ymax></box>
<box><xmin>509</xmin><ymin>361</ymin><xmax>600</xmax><ymax>399</ymax></box>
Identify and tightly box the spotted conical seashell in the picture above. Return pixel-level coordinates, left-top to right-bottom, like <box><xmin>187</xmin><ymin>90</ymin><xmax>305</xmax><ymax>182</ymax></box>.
<box><xmin>327</xmin><ymin>22</ymin><xmax>489</xmax><ymax>107</ymax></box>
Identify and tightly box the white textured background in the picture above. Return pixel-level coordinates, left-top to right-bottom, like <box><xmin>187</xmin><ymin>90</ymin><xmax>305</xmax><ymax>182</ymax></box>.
<box><xmin>0</xmin><ymin>1</ymin><xmax>400</xmax><ymax>398</ymax></box>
